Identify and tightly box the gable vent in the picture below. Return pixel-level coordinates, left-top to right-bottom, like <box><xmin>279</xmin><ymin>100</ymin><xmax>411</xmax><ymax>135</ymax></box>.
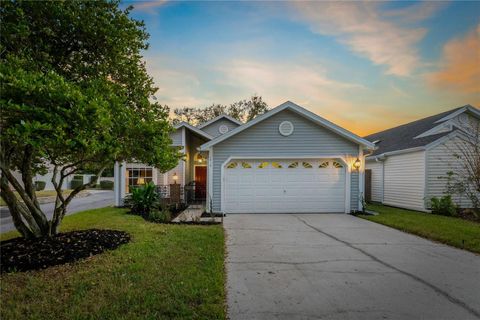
<box><xmin>279</xmin><ymin>121</ymin><xmax>294</xmax><ymax>136</ymax></box>
<box><xmin>219</xmin><ymin>125</ymin><xmax>229</xmax><ymax>134</ymax></box>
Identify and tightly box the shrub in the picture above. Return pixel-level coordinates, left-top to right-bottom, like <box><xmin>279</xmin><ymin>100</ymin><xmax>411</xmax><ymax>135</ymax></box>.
<box><xmin>100</xmin><ymin>180</ymin><xmax>114</xmax><ymax>190</ymax></box>
<box><xmin>430</xmin><ymin>195</ymin><xmax>457</xmax><ymax>216</ymax></box>
<box><xmin>70</xmin><ymin>179</ymin><xmax>83</xmax><ymax>189</ymax></box>
<box><xmin>124</xmin><ymin>182</ymin><xmax>159</xmax><ymax>216</ymax></box>
<box><xmin>73</xmin><ymin>175</ymin><xmax>84</xmax><ymax>183</ymax></box>
<box><xmin>34</xmin><ymin>181</ymin><xmax>46</xmax><ymax>191</ymax></box>
<box><xmin>148</xmin><ymin>208</ymin><xmax>171</xmax><ymax>223</ymax></box>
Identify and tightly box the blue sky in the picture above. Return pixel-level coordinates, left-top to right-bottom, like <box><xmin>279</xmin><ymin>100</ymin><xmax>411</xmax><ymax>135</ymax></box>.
<box><xmin>124</xmin><ymin>1</ymin><xmax>479</xmax><ymax>135</ymax></box>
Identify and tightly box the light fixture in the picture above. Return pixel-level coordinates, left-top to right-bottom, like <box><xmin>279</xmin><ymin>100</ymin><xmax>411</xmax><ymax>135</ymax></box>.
<box><xmin>353</xmin><ymin>158</ymin><xmax>361</xmax><ymax>171</ymax></box>
<box><xmin>198</xmin><ymin>158</ymin><xmax>202</xmax><ymax>163</ymax></box>
<box><xmin>137</xmin><ymin>177</ymin><xmax>145</xmax><ymax>185</ymax></box>
<box><xmin>173</xmin><ymin>172</ymin><xmax>178</xmax><ymax>184</ymax></box>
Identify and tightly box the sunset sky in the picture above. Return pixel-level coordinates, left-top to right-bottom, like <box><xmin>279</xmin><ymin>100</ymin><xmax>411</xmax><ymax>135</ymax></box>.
<box><xmin>124</xmin><ymin>1</ymin><xmax>480</xmax><ymax>136</ymax></box>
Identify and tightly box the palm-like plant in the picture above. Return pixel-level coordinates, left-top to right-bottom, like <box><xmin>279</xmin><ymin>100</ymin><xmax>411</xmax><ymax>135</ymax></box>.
<box><xmin>125</xmin><ymin>182</ymin><xmax>159</xmax><ymax>216</ymax></box>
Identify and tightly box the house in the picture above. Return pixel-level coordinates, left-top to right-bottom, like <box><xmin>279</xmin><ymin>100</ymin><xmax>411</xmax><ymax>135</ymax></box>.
<box><xmin>114</xmin><ymin>101</ymin><xmax>375</xmax><ymax>213</ymax></box>
<box><xmin>364</xmin><ymin>105</ymin><xmax>479</xmax><ymax>212</ymax></box>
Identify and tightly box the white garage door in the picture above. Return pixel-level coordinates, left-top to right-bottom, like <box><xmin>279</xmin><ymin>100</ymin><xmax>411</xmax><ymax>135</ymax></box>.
<box><xmin>224</xmin><ymin>159</ymin><xmax>346</xmax><ymax>213</ymax></box>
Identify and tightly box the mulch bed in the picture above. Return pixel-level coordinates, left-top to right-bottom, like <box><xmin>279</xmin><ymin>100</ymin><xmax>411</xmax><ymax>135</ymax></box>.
<box><xmin>0</xmin><ymin>229</ymin><xmax>130</xmax><ymax>273</ymax></box>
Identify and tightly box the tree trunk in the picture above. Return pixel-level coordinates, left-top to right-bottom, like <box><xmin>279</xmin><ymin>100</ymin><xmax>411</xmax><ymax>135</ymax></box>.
<box><xmin>0</xmin><ymin>172</ymin><xmax>38</xmax><ymax>238</ymax></box>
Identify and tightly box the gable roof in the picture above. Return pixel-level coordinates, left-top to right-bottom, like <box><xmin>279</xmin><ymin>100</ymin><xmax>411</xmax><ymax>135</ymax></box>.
<box><xmin>199</xmin><ymin>101</ymin><xmax>375</xmax><ymax>151</ymax></box>
<box><xmin>197</xmin><ymin>114</ymin><xmax>243</xmax><ymax>129</ymax></box>
<box><xmin>364</xmin><ymin>104</ymin><xmax>478</xmax><ymax>157</ymax></box>
<box><xmin>174</xmin><ymin>122</ymin><xmax>213</xmax><ymax>140</ymax></box>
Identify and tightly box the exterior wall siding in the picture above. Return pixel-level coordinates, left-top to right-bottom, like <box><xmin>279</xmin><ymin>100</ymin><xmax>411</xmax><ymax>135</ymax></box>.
<box><xmin>383</xmin><ymin>151</ymin><xmax>426</xmax><ymax>211</ymax></box>
<box><xmin>365</xmin><ymin>160</ymin><xmax>384</xmax><ymax>202</ymax></box>
<box><xmin>350</xmin><ymin>172</ymin><xmax>359</xmax><ymax>211</ymax></box>
<box><xmin>426</xmin><ymin>136</ymin><xmax>473</xmax><ymax>208</ymax></box>
<box><xmin>201</xmin><ymin>118</ymin><xmax>240</xmax><ymax>138</ymax></box>
<box><xmin>170</xmin><ymin>129</ymin><xmax>182</xmax><ymax>145</ymax></box>
<box><xmin>210</xmin><ymin>109</ymin><xmax>359</xmax><ymax>212</ymax></box>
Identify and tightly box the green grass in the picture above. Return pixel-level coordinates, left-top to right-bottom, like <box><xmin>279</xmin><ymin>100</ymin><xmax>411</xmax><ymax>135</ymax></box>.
<box><xmin>359</xmin><ymin>204</ymin><xmax>480</xmax><ymax>254</ymax></box>
<box><xmin>0</xmin><ymin>207</ymin><xmax>225</xmax><ymax>320</ymax></box>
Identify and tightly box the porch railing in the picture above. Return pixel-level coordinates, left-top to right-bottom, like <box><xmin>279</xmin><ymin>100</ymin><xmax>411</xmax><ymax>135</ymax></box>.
<box><xmin>155</xmin><ymin>183</ymin><xmax>205</xmax><ymax>206</ymax></box>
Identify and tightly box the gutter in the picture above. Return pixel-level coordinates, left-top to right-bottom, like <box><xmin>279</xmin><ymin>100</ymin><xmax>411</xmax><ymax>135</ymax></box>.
<box><xmin>366</xmin><ymin>146</ymin><xmax>426</xmax><ymax>161</ymax></box>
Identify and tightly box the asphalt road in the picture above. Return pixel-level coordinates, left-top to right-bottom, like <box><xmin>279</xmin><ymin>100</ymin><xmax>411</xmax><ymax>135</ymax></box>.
<box><xmin>0</xmin><ymin>190</ymin><xmax>114</xmax><ymax>233</ymax></box>
<box><xmin>225</xmin><ymin>213</ymin><xmax>480</xmax><ymax>320</ymax></box>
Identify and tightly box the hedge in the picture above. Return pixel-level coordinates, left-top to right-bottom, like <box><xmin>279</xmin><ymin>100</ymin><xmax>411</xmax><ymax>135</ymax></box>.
<box><xmin>100</xmin><ymin>180</ymin><xmax>114</xmax><ymax>190</ymax></box>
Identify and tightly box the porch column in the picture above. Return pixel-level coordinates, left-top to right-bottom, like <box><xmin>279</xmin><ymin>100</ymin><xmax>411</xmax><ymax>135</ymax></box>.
<box><xmin>114</xmin><ymin>161</ymin><xmax>127</xmax><ymax>207</ymax></box>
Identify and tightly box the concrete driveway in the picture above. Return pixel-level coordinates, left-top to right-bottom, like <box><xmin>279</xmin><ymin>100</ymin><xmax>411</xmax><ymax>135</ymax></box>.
<box><xmin>225</xmin><ymin>214</ymin><xmax>480</xmax><ymax>320</ymax></box>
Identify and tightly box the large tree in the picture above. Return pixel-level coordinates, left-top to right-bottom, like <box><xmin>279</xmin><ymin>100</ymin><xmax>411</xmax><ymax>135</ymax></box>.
<box><xmin>0</xmin><ymin>0</ymin><xmax>182</xmax><ymax>238</ymax></box>
<box><xmin>172</xmin><ymin>94</ymin><xmax>269</xmax><ymax>125</ymax></box>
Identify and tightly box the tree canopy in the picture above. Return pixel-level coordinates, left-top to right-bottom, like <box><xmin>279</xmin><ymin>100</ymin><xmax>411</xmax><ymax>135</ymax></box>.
<box><xmin>0</xmin><ymin>0</ymin><xmax>181</xmax><ymax>238</ymax></box>
<box><xmin>172</xmin><ymin>95</ymin><xmax>270</xmax><ymax>125</ymax></box>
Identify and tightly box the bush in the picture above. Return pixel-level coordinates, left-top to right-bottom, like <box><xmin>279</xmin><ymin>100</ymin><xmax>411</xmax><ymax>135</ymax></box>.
<box><xmin>147</xmin><ymin>208</ymin><xmax>171</xmax><ymax>223</ymax></box>
<box><xmin>100</xmin><ymin>180</ymin><xmax>114</xmax><ymax>190</ymax></box>
<box><xmin>70</xmin><ymin>179</ymin><xmax>83</xmax><ymax>189</ymax></box>
<box><xmin>34</xmin><ymin>181</ymin><xmax>46</xmax><ymax>191</ymax></box>
<box><xmin>124</xmin><ymin>182</ymin><xmax>159</xmax><ymax>216</ymax></box>
<box><xmin>430</xmin><ymin>195</ymin><xmax>457</xmax><ymax>216</ymax></box>
<box><xmin>73</xmin><ymin>175</ymin><xmax>84</xmax><ymax>183</ymax></box>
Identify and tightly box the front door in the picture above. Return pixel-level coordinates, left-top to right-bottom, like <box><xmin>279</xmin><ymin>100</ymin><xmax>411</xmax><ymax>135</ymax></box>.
<box><xmin>194</xmin><ymin>166</ymin><xmax>207</xmax><ymax>199</ymax></box>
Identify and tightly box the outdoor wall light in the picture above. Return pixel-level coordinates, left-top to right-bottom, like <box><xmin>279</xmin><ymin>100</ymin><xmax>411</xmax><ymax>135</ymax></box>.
<box><xmin>353</xmin><ymin>158</ymin><xmax>361</xmax><ymax>171</ymax></box>
<box><xmin>173</xmin><ymin>172</ymin><xmax>178</xmax><ymax>184</ymax></box>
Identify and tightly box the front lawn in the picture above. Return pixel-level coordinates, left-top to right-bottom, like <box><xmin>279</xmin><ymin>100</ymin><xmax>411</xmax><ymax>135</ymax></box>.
<box><xmin>0</xmin><ymin>207</ymin><xmax>225</xmax><ymax>319</ymax></box>
<box><xmin>359</xmin><ymin>204</ymin><xmax>480</xmax><ymax>254</ymax></box>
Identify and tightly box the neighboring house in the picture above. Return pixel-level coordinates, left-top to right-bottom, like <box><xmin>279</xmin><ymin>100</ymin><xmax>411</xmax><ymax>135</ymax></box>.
<box><xmin>364</xmin><ymin>105</ymin><xmax>480</xmax><ymax>212</ymax></box>
<box><xmin>114</xmin><ymin>101</ymin><xmax>375</xmax><ymax>214</ymax></box>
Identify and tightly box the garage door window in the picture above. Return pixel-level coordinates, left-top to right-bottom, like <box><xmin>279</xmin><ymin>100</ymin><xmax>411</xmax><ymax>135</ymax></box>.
<box><xmin>227</xmin><ymin>162</ymin><xmax>238</xmax><ymax>169</ymax></box>
<box><xmin>272</xmin><ymin>162</ymin><xmax>283</xmax><ymax>168</ymax></box>
<box><xmin>288</xmin><ymin>161</ymin><xmax>298</xmax><ymax>168</ymax></box>
<box><xmin>258</xmin><ymin>162</ymin><xmax>269</xmax><ymax>168</ymax></box>
<box><xmin>302</xmin><ymin>162</ymin><xmax>313</xmax><ymax>168</ymax></box>
<box><xmin>333</xmin><ymin>161</ymin><xmax>343</xmax><ymax>168</ymax></box>
<box><xmin>319</xmin><ymin>161</ymin><xmax>329</xmax><ymax>168</ymax></box>
<box><xmin>241</xmin><ymin>162</ymin><xmax>252</xmax><ymax>168</ymax></box>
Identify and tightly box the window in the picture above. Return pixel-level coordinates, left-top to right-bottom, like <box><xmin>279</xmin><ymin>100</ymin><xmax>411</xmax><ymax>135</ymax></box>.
<box><xmin>258</xmin><ymin>162</ymin><xmax>269</xmax><ymax>168</ymax></box>
<box><xmin>241</xmin><ymin>162</ymin><xmax>252</xmax><ymax>168</ymax></box>
<box><xmin>332</xmin><ymin>161</ymin><xmax>343</xmax><ymax>168</ymax></box>
<box><xmin>272</xmin><ymin>162</ymin><xmax>283</xmax><ymax>168</ymax></box>
<box><xmin>302</xmin><ymin>162</ymin><xmax>312</xmax><ymax>168</ymax></box>
<box><xmin>226</xmin><ymin>162</ymin><xmax>238</xmax><ymax>169</ymax></box>
<box><xmin>288</xmin><ymin>161</ymin><xmax>298</xmax><ymax>168</ymax></box>
<box><xmin>319</xmin><ymin>161</ymin><xmax>329</xmax><ymax>168</ymax></box>
<box><xmin>126</xmin><ymin>167</ymin><xmax>153</xmax><ymax>193</ymax></box>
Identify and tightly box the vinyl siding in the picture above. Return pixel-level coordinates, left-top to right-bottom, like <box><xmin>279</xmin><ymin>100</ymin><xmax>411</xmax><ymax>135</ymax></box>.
<box><xmin>366</xmin><ymin>160</ymin><xmax>384</xmax><ymax>202</ymax></box>
<box><xmin>383</xmin><ymin>151</ymin><xmax>426</xmax><ymax>211</ymax></box>
<box><xmin>426</xmin><ymin>135</ymin><xmax>473</xmax><ymax>208</ymax></box>
<box><xmin>211</xmin><ymin>109</ymin><xmax>359</xmax><ymax>212</ymax></box>
<box><xmin>170</xmin><ymin>128</ymin><xmax>182</xmax><ymax>145</ymax></box>
<box><xmin>351</xmin><ymin>172</ymin><xmax>359</xmax><ymax>211</ymax></box>
<box><xmin>200</xmin><ymin>118</ymin><xmax>240</xmax><ymax>138</ymax></box>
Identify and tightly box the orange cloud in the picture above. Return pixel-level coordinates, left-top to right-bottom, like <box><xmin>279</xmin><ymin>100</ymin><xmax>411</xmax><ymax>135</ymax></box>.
<box><xmin>429</xmin><ymin>24</ymin><xmax>480</xmax><ymax>94</ymax></box>
<box><xmin>292</xmin><ymin>2</ymin><xmax>441</xmax><ymax>76</ymax></box>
